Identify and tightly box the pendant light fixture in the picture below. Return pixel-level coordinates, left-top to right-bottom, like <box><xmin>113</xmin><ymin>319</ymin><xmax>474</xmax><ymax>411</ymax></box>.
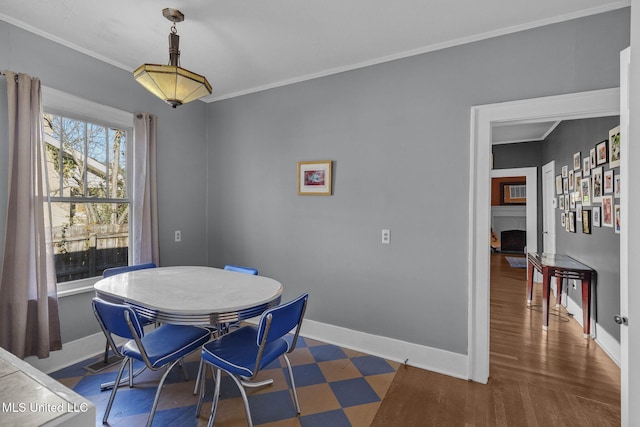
<box><xmin>133</xmin><ymin>8</ymin><xmax>212</xmax><ymax>108</ymax></box>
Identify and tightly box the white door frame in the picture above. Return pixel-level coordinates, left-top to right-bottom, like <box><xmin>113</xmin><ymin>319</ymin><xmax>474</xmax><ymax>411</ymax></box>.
<box><xmin>467</xmin><ymin>88</ymin><xmax>620</xmax><ymax>384</ymax></box>
<box><xmin>542</xmin><ymin>161</ymin><xmax>556</xmax><ymax>254</ymax></box>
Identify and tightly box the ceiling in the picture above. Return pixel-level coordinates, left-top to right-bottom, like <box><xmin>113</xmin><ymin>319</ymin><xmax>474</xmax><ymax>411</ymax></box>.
<box><xmin>0</xmin><ymin>0</ymin><xmax>627</xmax><ymax>107</ymax></box>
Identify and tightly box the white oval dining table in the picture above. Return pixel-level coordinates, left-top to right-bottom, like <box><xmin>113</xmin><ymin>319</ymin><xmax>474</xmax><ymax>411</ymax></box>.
<box><xmin>94</xmin><ymin>265</ymin><xmax>283</xmax><ymax>326</ymax></box>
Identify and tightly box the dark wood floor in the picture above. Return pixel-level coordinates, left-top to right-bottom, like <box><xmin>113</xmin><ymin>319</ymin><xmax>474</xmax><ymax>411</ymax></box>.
<box><xmin>372</xmin><ymin>253</ymin><xmax>620</xmax><ymax>426</ymax></box>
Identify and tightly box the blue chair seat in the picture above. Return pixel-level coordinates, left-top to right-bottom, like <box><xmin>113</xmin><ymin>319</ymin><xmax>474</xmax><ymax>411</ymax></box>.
<box><xmin>201</xmin><ymin>326</ymin><xmax>289</xmax><ymax>378</ymax></box>
<box><xmin>123</xmin><ymin>324</ymin><xmax>211</xmax><ymax>369</ymax></box>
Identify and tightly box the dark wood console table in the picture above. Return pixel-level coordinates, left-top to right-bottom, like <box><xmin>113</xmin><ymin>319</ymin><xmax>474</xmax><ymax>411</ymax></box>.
<box><xmin>526</xmin><ymin>252</ymin><xmax>595</xmax><ymax>338</ymax></box>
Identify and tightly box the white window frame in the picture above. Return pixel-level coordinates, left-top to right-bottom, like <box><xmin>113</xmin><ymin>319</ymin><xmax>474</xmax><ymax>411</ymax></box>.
<box><xmin>42</xmin><ymin>87</ymin><xmax>134</xmax><ymax>297</ymax></box>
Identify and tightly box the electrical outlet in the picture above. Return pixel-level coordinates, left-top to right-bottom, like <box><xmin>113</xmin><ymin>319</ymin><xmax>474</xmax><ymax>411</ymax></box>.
<box><xmin>174</xmin><ymin>230</ymin><xmax>181</xmax><ymax>242</ymax></box>
<box><xmin>382</xmin><ymin>229</ymin><xmax>390</xmax><ymax>244</ymax></box>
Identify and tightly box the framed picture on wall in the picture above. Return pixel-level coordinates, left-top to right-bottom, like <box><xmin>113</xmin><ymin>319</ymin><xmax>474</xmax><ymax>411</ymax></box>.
<box><xmin>580</xmin><ymin>178</ymin><xmax>591</xmax><ymax>206</ymax></box>
<box><xmin>583</xmin><ymin>157</ymin><xmax>591</xmax><ymax>176</ymax></box>
<box><xmin>297</xmin><ymin>160</ymin><xmax>333</xmax><ymax>195</ymax></box>
<box><xmin>592</xmin><ymin>167</ymin><xmax>603</xmax><ymax>202</ymax></box>
<box><xmin>561</xmin><ymin>212</ymin><xmax>566</xmax><ymax>227</ymax></box>
<box><xmin>602</xmin><ymin>195</ymin><xmax>614</xmax><ymax>228</ymax></box>
<box><xmin>609</xmin><ymin>125</ymin><xmax>621</xmax><ymax>169</ymax></box>
<box><xmin>559</xmin><ymin>195</ymin><xmax>565</xmax><ymax>210</ymax></box>
<box><xmin>573</xmin><ymin>152</ymin><xmax>581</xmax><ymax>170</ymax></box>
<box><xmin>615</xmin><ymin>174</ymin><xmax>621</xmax><ymax>198</ymax></box>
<box><xmin>596</xmin><ymin>140</ymin><xmax>608</xmax><ymax>165</ymax></box>
<box><xmin>576</xmin><ymin>203</ymin><xmax>582</xmax><ymax>222</ymax></box>
<box><xmin>564</xmin><ymin>194</ymin><xmax>569</xmax><ymax>211</ymax></box>
<box><xmin>590</xmin><ymin>148</ymin><xmax>596</xmax><ymax>169</ymax></box>
<box><xmin>593</xmin><ymin>206</ymin><xmax>601</xmax><ymax>227</ymax></box>
<box><xmin>568</xmin><ymin>170</ymin><xmax>574</xmax><ymax>191</ymax></box>
<box><xmin>563</xmin><ymin>178</ymin><xmax>569</xmax><ymax>194</ymax></box>
<box><xmin>615</xmin><ymin>204</ymin><xmax>621</xmax><ymax>234</ymax></box>
<box><xmin>582</xmin><ymin>210</ymin><xmax>591</xmax><ymax>234</ymax></box>
<box><xmin>565</xmin><ymin>212</ymin><xmax>571</xmax><ymax>232</ymax></box>
<box><xmin>604</xmin><ymin>170</ymin><xmax>614</xmax><ymax>194</ymax></box>
<box><xmin>574</xmin><ymin>171</ymin><xmax>581</xmax><ymax>197</ymax></box>
<box><xmin>562</xmin><ymin>165</ymin><xmax>568</xmax><ymax>178</ymax></box>
<box><xmin>556</xmin><ymin>175</ymin><xmax>563</xmax><ymax>195</ymax></box>
<box><xmin>568</xmin><ymin>211</ymin><xmax>576</xmax><ymax>233</ymax></box>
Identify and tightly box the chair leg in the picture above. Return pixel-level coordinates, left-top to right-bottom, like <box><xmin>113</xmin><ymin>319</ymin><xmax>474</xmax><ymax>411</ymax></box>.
<box><xmin>146</xmin><ymin>359</ymin><xmax>181</xmax><ymax>427</ymax></box>
<box><xmin>129</xmin><ymin>358</ymin><xmax>134</xmax><ymax>387</ymax></box>
<box><xmin>103</xmin><ymin>357</ymin><xmax>129</xmax><ymax>424</ymax></box>
<box><xmin>283</xmin><ymin>354</ymin><xmax>301</xmax><ymax>414</ymax></box>
<box><xmin>206</xmin><ymin>368</ymin><xmax>223</xmax><ymax>427</ymax></box>
<box><xmin>221</xmin><ymin>372</ymin><xmax>254</xmax><ymax>427</ymax></box>
<box><xmin>193</xmin><ymin>358</ymin><xmax>204</xmax><ymax>395</ymax></box>
<box><xmin>104</xmin><ymin>340</ymin><xmax>110</xmax><ymax>364</ymax></box>
<box><xmin>180</xmin><ymin>358</ymin><xmax>189</xmax><ymax>381</ymax></box>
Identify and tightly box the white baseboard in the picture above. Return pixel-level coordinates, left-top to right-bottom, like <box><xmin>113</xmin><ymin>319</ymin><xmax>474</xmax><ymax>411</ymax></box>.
<box><xmin>25</xmin><ymin>320</ymin><xmax>469</xmax><ymax>380</ymax></box>
<box><xmin>300</xmin><ymin>319</ymin><xmax>468</xmax><ymax>380</ymax></box>
<box><xmin>24</xmin><ymin>333</ymin><xmax>128</xmax><ymax>375</ymax></box>
<box><xmin>565</xmin><ymin>293</ymin><xmax>621</xmax><ymax>366</ymax></box>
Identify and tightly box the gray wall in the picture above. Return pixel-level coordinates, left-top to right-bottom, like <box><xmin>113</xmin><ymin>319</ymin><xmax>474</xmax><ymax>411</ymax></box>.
<box><xmin>0</xmin><ymin>21</ymin><xmax>210</xmax><ymax>343</ymax></box>
<box><xmin>206</xmin><ymin>9</ymin><xmax>630</xmax><ymax>355</ymax></box>
<box><xmin>543</xmin><ymin>117</ymin><xmax>621</xmax><ymax>340</ymax></box>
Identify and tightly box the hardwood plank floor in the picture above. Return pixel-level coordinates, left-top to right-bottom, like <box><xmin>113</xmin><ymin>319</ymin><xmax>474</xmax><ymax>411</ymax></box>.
<box><xmin>372</xmin><ymin>253</ymin><xmax>620</xmax><ymax>426</ymax></box>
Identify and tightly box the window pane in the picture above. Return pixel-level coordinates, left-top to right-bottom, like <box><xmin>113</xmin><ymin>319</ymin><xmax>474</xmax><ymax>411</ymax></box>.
<box><xmin>60</xmin><ymin>117</ymin><xmax>87</xmax><ymax>197</ymax></box>
<box><xmin>107</xmin><ymin>128</ymin><xmax>127</xmax><ymax>199</ymax></box>
<box><xmin>43</xmin><ymin>114</ymin><xmax>62</xmax><ymax>196</ymax></box>
<box><xmin>87</xmin><ymin>123</ymin><xmax>107</xmax><ymax>198</ymax></box>
<box><xmin>51</xmin><ymin>202</ymin><xmax>129</xmax><ymax>283</ymax></box>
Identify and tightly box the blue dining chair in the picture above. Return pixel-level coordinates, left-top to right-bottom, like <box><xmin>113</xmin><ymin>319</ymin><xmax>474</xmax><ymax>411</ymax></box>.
<box><xmin>196</xmin><ymin>293</ymin><xmax>309</xmax><ymax>427</ymax></box>
<box><xmin>92</xmin><ymin>297</ymin><xmax>211</xmax><ymax>427</ymax></box>
<box><xmin>100</xmin><ymin>263</ymin><xmax>157</xmax><ymax>366</ymax></box>
<box><xmin>193</xmin><ymin>263</ymin><xmax>259</xmax><ymax>395</ymax></box>
<box><xmin>223</xmin><ymin>264</ymin><xmax>259</xmax><ymax>275</ymax></box>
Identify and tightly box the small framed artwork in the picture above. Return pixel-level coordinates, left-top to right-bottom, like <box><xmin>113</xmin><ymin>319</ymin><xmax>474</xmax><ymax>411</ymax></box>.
<box><xmin>609</xmin><ymin>125</ymin><xmax>620</xmax><ymax>169</ymax></box>
<box><xmin>570</xmin><ymin>192</ymin><xmax>576</xmax><ymax>209</ymax></box>
<box><xmin>564</xmin><ymin>194</ymin><xmax>569</xmax><ymax>211</ymax></box>
<box><xmin>556</xmin><ymin>175</ymin><xmax>563</xmax><ymax>195</ymax></box>
<box><xmin>297</xmin><ymin>160</ymin><xmax>333</xmax><ymax>195</ymax></box>
<box><xmin>582</xmin><ymin>157</ymin><xmax>590</xmax><ymax>176</ymax></box>
<box><xmin>596</xmin><ymin>140</ymin><xmax>608</xmax><ymax>165</ymax></box>
<box><xmin>562</xmin><ymin>165</ymin><xmax>568</xmax><ymax>178</ymax></box>
<box><xmin>580</xmin><ymin>178</ymin><xmax>591</xmax><ymax>206</ymax></box>
<box><xmin>582</xmin><ymin>210</ymin><xmax>591</xmax><ymax>234</ymax></box>
<box><xmin>593</xmin><ymin>206</ymin><xmax>601</xmax><ymax>227</ymax></box>
<box><xmin>573</xmin><ymin>152</ymin><xmax>581</xmax><ymax>170</ymax></box>
<box><xmin>614</xmin><ymin>174</ymin><xmax>621</xmax><ymax>198</ymax></box>
<box><xmin>615</xmin><ymin>204</ymin><xmax>621</xmax><ymax>234</ymax></box>
<box><xmin>574</xmin><ymin>171</ymin><xmax>581</xmax><ymax>197</ymax></box>
<box><xmin>565</xmin><ymin>212</ymin><xmax>571</xmax><ymax>232</ymax></box>
<box><xmin>591</xmin><ymin>167</ymin><xmax>603</xmax><ymax>202</ymax></box>
<box><xmin>568</xmin><ymin>211</ymin><xmax>576</xmax><ymax>233</ymax></box>
<box><xmin>602</xmin><ymin>195</ymin><xmax>614</xmax><ymax>228</ymax></box>
<box><xmin>576</xmin><ymin>203</ymin><xmax>582</xmax><ymax>222</ymax></box>
<box><xmin>561</xmin><ymin>212</ymin><xmax>566</xmax><ymax>227</ymax></box>
<box><xmin>568</xmin><ymin>170</ymin><xmax>574</xmax><ymax>191</ymax></box>
<box><xmin>590</xmin><ymin>148</ymin><xmax>596</xmax><ymax>169</ymax></box>
<box><xmin>563</xmin><ymin>178</ymin><xmax>569</xmax><ymax>194</ymax></box>
<box><xmin>604</xmin><ymin>170</ymin><xmax>614</xmax><ymax>194</ymax></box>
<box><xmin>559</xmin><ymin>195</ymin><xmax>565</xmax><ymax>210</ymax></box>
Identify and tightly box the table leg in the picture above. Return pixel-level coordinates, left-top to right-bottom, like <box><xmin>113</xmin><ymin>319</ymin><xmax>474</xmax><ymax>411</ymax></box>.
<box><xmin>581</xmin><ymin>276</ymin><xmax>591</xmax><ymax>338</ymax></box>
<box><xmin>527</xmin><ymin>261</ymin><xmax>535</xmax><ymax>304</ymax></box>
<box><xmin>555</xmin><ymin>278</ymin><xmax>563</xmax><ymax>307</ymax></box>
<box><xmin>542</xmin><ymin>267</ymin><xmax>551</xmax><ymax>331</ymax></box>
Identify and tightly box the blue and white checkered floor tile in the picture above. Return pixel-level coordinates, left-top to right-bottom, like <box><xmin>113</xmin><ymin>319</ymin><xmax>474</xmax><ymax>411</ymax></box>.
<box><xmin>50</xmin><ymin>337</ymin><xmax>399</xmax><ymax>426</ymax></box>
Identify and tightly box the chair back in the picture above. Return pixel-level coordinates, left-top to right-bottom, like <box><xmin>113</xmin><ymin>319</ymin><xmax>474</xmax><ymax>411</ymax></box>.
<box><xmin>257</xmin><ymin>293</ymin><xmax>308</xmax><ymax>349</ymax></box>
<box><xmin>223</xmin><ymin>264</ymin><xmax>258</xmax><ymax>275</ymax></box>
<box><xmin>103</xmin><ymin>262</ymin><xmax>157</xmax><ymax>278</ymax></box>
<box><xmin>92</xmin><ymin>298</ymin><xmax>145</xmax><ymax>341</ymax></box>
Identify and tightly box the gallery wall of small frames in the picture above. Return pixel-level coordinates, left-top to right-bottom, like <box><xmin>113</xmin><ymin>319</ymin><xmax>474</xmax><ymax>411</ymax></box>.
<box><xmin>556</xmin><ymin>126</ymin><xmax>621</xmax><ymax>235</ymax></box>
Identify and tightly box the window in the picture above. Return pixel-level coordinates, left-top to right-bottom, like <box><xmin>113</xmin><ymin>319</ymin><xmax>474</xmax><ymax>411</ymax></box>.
<box><xmin>42</xmin><ymin>87</ymin><xmax>133</xmax><ymax>293</ymax></box>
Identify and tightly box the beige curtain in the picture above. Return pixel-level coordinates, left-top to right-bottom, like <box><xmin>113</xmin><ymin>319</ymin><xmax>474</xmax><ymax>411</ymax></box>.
<box><xmin>0</xmin><ymin>71</ymin><xmax>61</xmax><ymax>358</ymax></box>
<box><xmin>132</xmin><ymin>113</ymin><xmax>159</xmax><ymax>265</ymax></box>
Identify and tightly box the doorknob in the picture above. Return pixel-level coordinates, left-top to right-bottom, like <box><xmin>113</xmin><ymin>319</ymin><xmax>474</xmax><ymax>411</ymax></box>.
<box><xmin>614</xmin><ymin>315</ymin><xmax>628</xmax><ymax>325</ymax></box>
